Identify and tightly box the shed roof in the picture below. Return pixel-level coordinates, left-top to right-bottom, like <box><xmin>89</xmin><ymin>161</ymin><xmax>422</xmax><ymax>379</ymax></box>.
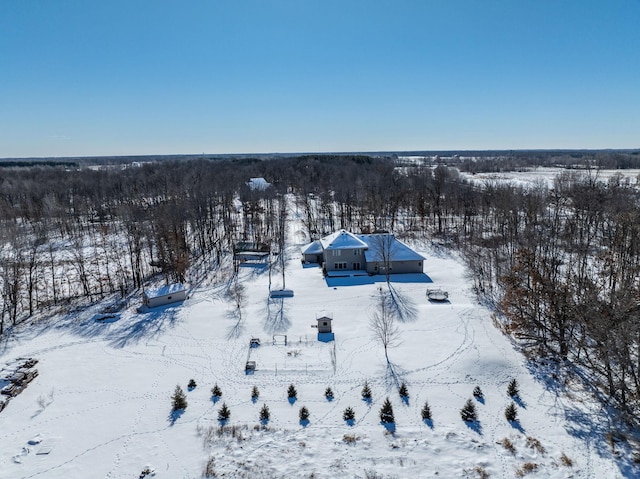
<box><xmin>359</xmin><ymin>234</ymin><xmax>425</xmax><ymax>262</ymax></box>
<box><xmin>145</xmin><ymin>283</ymin><xmax>186</xmax><ymax>298</ymax></box>
<box><xmin>320</xmin><ymin>229</ymin><xmax>368</xmax><ymax>250</ymax></box>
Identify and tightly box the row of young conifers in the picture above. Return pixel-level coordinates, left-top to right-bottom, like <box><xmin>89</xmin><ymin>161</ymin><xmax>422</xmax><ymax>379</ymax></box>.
<box><xmin>1</xmin><ymin>153</ymin><xmax>639</xmax><ymax>421</ymax></box>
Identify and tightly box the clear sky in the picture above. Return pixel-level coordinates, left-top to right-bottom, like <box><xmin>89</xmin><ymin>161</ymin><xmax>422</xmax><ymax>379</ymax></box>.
<box><xmin>1</xmin><ymin>1</ymin><xmax>639</xmax><ymax>158</ymax></box>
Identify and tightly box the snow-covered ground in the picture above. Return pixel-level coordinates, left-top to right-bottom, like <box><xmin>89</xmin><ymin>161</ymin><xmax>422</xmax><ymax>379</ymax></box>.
<box><xmin>0</xmin><ymin>221</ymin><xmax>635</xmax><ymax>478</ymax></box>
<box><xmin>459</xmin><ymin>167</ymin><xmax>640</xmax><ymax>189</ymax></box>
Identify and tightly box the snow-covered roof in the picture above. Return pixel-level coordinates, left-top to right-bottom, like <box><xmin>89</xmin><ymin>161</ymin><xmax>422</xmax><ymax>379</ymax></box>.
<box><xmin>145</xmin><ymin>283</ymin><xmax>186</xmax><ymax>298</ymax></box>
<box><xmin>247</xmin><ymin>177</ymin><xmax>271</xmax><ymax>191</ymax></box>
<box><xmin>359</xmin><ymin>234</ymin><xmax>424</xmax><ymax>262</ymax></box>
<box><xmin>320</xmin><ymin>230</ymin><xmax>368</xmax><ymax>250</ymax></box>
<box><xmin>301</xmin><ymin>240</ymin><xmax>323</xmax><ymax>255</ymax></box>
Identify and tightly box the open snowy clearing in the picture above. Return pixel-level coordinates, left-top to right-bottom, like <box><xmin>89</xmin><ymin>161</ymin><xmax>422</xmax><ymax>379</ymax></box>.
<box><xmin>0</xmin><ymin>233</ymin><xmax>634</xmax><ymax>478</ymax></box>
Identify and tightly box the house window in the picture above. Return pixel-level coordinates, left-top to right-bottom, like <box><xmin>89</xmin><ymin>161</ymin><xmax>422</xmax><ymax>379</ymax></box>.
<box><xmin>167</xmin><ymin>296</ymin><xmax>172</xmax><ymax>300</ymax></box>
<box><xmin>418</xmin><ymin>262</ymin><xmax>422</xmax><ymax>267</ymax></box>
<box><xmin>334</xmin><ymin>262</ymin><xmax>347</xmax><ymax>270</ymax></box>
<box><xmin>353</xmin><ymin>262</ymin><xmax>361</xmax><ymax>270</ymax></box>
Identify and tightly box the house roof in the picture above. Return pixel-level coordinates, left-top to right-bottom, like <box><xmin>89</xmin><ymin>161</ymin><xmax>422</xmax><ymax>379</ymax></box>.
<box><xmin>301</xmin><ymin>240</ymin><xmax>323</xmax><ymax>255</ymax></box>
<box><xmin>247</xmin><ymin>177</ymin><xmax>271</xmax><ymax>191</ymax></box>
<box><xmin>359</xmin><ymin>234</ymin><xmax>425</xmax><ymax>262</ymax></box>
<box><xmin>320</xmin><ymin>229</ymin><xmax>368</xmax><ymax>250</ymax></box>
<box><xmin>145</xmin><ymin>283</ymin><xmax>186</xmax><ymax>298</ymax></box>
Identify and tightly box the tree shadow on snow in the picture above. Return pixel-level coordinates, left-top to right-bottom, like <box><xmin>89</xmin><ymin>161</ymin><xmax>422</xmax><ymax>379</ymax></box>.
<box><xmin>381</xmin><ymin>362</ymin><xmax>408</xmax><ymax>391</ymax></box>
<box><xmin>169</xmin><ymin>409</ymin><xmax>184</xmax><ymax>426</ymax></box>
<box><xmin>423</xmin><ymin>418</ymin><xmax>434</xmax><ymax>429</ymax></box>
<box><xmin>386</xmin><ymin>284</ymin><xmax>418</xmax><ymax>323</ymax></box>
<box><xmin>509</xmin><ymin>419</ymin><xmax>525</xmax><ymax>433</ymax></box>
<box><xmin>262</xmin><ymin>297</ymin><xmax>291</xmax><ymax>335</ymax></box>
<box><xmin>381</xmin><ymin>422</ymin><xmax>396</xmax><ymax>434</ymax></box>
<box><xmin>108</xmin><ymin>306</ymin><xmax>181</xmax><ymax>348</ymax></box>
<box><xmin>464</xmin><ymin>420</ymin><xmax>483</xmax><ymax>435</ymax></box>
<box><xmin>225</xmin><ymin>308</ymin><xmax>245</xmax><ymax>340</ymax></box>
<box><xmin>524</xmin><ymin>358</ymin><xmax>640</xmax><ymax>478</ymax></box>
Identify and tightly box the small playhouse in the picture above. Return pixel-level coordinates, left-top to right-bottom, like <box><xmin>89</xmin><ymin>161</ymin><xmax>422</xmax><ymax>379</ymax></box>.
<box><xmin>313</xmin><ymin>313</ymin><xmax>334</xmax><ymax>342</ymax></box>
<box><xmin>142</xmin><ymin>283</ymin><xmax>187</xmax><ymax>308</ymax></box>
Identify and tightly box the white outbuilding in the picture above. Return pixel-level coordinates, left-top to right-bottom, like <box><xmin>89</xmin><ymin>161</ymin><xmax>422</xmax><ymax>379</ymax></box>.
<box><xmin>142</xmin><ymin>283</ymin><xmax>187</xmax><ymax>308</ymax></box>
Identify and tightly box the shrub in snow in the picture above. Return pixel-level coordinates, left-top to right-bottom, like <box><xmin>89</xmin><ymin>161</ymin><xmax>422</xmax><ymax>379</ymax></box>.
<box><xmin>473</xmin><ymin>386</ymin><xmax>483</xmax><ymax>400</ymax></box>
<box><xmin>218</xmin><ymin>403</ymin><xmax>231</xmax><ymax>422</ymax></box>
<box><xmin>187</xmin><ymin>379</ymin><xmax>197</xmax><ymax>389</ymax></box>
<box><xmin>398</xmin><ymin>382</ymin><xmax>409</xmax><ymax>399</ymax></box>
<box><xmin>361</xmin><ymin>381</ymin><xmax>372</xmax><ymax>401</ymax></box>
<box><xmin>211</xmin><ymin>384</ymin><xmax>222</xmax><ymax>398</ymax></box>
<box><xmin>343</xmin><ymin>407</ymin><xmax>355</xmax><ymax>422</ymax></box>
<box><xmin>421</xmin><ymin>401</ymin><xmax>432</xmax><ymax>421</ymax></box>
<box><xmin>299</xmin><ymin>406</ymin><xmax>310</xmax><ymax>421</ymax></box>
<box><xmin>259</xmin><ymin>404</ymin><xmax>270</xmax><ymax>422</ymax></box>
<box><xmin>324</xmin><ymin>386</ymin><xmax>334</xmax><ymax>401</ymax></box>
<box><xmin>460</xmin><ymin>399</ymin><xmax>477</xmax><ymax>422</ymax></box>
<box><xmin>379</xmin><ymin>397</ymin><xmax>395</xmax><ymax>424</ymax></box>
<box><xmin>203</xmin><ymin>456</ymin><xmax>216</xmax><ymax>478</ymax></box>
<box><xmin>251</xmin><ymin>385</ymin><xmax>259</xmax><ymax>401</ymax></box>
<box><xmin>287</xmin><ymin>384</ymin><xmax>297</xmax><ymax>399</ymax></box>
<box><xmin>505</xmin><ymin>402</ymin><xmax>518</xmax><ymax>422</ymax></box>
<box><xmin>525</xmin><ymin>436</ymin><xmax>545</xmax><ymax>454</ymax></box>
<box><xmin>500</xmin><ymin>437</ymin><xmax>516</xmax><ymax>454</ymax></box>
<box><xmin>507</xmin><ymin>379</ymin><xmax>519</xmax><ymax>398</ymax></box>
<box><xmin>171</xmin><ymin>385</ymin><xmax>188</xmax><ymax>411</ymax></box>
<box><xmin>560</xmin><ymin>452</ymin><xmax>573</xmax><ymax>467</ymax></box>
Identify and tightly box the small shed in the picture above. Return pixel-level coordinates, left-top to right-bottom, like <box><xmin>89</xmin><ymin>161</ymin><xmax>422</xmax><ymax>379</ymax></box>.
<box><xmin>316</xmin><ymin>316</ymin><xmax>333</xmax><ymax>333</ymax></box>
<box><xmin>142</xmin><ymin>283</ymin><xmax>187</xmax><ymax>308</ymax></box>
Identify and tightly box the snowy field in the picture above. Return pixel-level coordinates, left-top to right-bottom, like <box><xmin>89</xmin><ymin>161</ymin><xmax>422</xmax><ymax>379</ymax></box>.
<box><xmin>459</xmin><ymin>167</ymin><xmax>640</xmax><ymax>189</ymax></box>
<box><xmin>0</xmin><ymin>223</ymin><xmax>635</xmax><ymax>477</ymax></box>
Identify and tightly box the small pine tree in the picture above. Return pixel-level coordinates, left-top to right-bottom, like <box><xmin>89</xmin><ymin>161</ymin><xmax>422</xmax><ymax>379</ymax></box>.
<box><xmin>460</xmin><ymin>399</ymin><xmax>477</xmax><ymax>422</ymax></box>
<box><xmin>361</xmin><ymin>381</ymin><xmax>372</xmax><ymax>400</ymax></box>
<box><xmin>251</xmin><ymin>385</ymin><xmax>260</xmax><ymax>401</ymax></box>
<box><xmin>399</xmin><ymin>382</ymin><xmax>409</xmax><ymax>398</ymax></box>
<box><xmin>188</xmin><ymin>379</ymin><xmax>197</xmax><ymax>389</ymax></box>
<box><xmin>473</xmin><ymin>386</ymin><xmax>483</xmax><ymax>400</ymax></box>
<box><xmin>505</xmin><ymin>402</ymin><xmax>518</xmax><ymax>422</ymax></box>
<box><xmin>211</xmin><ymin>384</ymin><xmax>222</xmax><ymax>398</ymax></box>
<box><xmin>218</xmin><ymin>402</ymin><xmax>230</xmax><ymax>422</ymax></box>
<box><xmin>343</xmin><ymin>406</ymin><xmax>355</xmax><ymax>421</ymax></box>
<box><xmin>287</xmin><ymin>384</ymin><xmax>297</xmax><ymax>399</ymax></box>
<box><xmin>507</xmin><ymin>379</ymin><xmax>519</xmax><ymax>398</ymax></box>
<box><xmin>421</xmin><ymin>401</ymin><xmax>432</xmax><ymax>420</ymax></box>
<box><xmin>324</xmin><ymin>386</ymin><xmax>334</xmax><ymax>400</ymax></box>
<box><xmin>171</xmin><ymin>385</ymin><xmax>188</xmax><ymax>411</ymax></box>
<box><xmin>379</xmin><ymin>397</ymin><xmax>395</xmax><ymax>423</ymax></box>
<box><xmin>299</xmin><ymin>406</ymin><xmax>310</xmax><ymax>421</ymax></box>
<box><xmin>259</xmin><ymin>404</ymin><xmax>270</xmax><ymax>422</ymax></box>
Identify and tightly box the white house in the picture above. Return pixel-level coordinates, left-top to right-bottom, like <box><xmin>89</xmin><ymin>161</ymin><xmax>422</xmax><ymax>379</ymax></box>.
<box><xmin>142</xmin><ymin>283</ymin><xmax>187</xmax><ymax>308</ymax></box>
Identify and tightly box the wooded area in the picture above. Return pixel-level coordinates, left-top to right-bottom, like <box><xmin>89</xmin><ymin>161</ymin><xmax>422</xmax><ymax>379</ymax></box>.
<box><xmin>1</xmin><ymin>152</ymin><xmax>639</xmax><ymax>421</ymax></box>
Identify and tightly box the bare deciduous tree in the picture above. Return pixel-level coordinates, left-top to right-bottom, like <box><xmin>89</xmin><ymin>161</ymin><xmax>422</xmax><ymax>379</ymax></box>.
<box><xmin>369</xmin><ymin>287</ymin><xmax>400</xmax><ymax>364</ymax></box>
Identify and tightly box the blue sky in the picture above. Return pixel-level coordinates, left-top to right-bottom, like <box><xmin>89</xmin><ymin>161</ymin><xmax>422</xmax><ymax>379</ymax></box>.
<box><xmin>1</xmin><ymin>1</ymin><xmax>639</xmax><ymax>157</ymax></box>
